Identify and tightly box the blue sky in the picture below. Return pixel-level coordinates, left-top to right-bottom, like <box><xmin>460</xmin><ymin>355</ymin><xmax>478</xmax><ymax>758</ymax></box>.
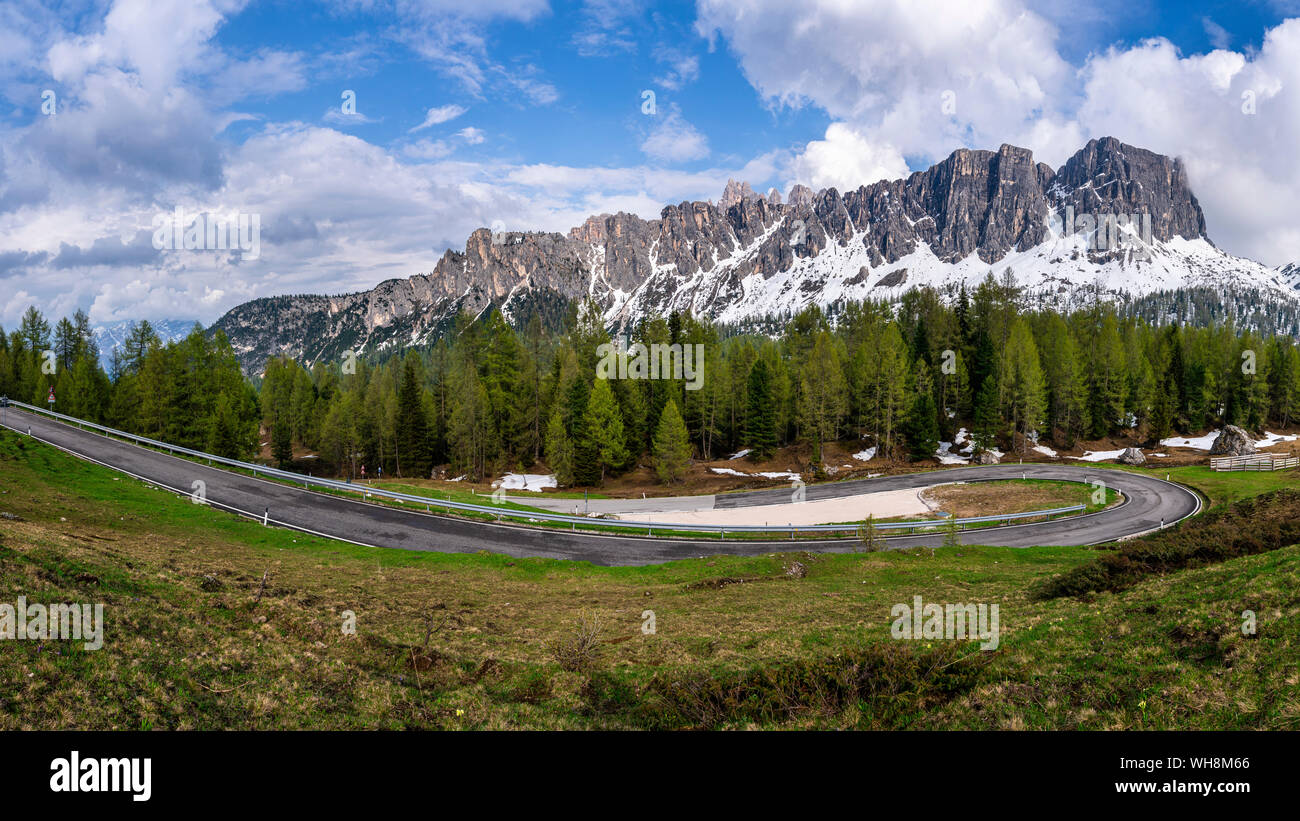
<box><xmin>188</xmin><ymin>0</ymin><xmax>1298</xmax><ymax>172</ymax></box>
<box><xmin>4</xmin><ymin>0</ymin><xmax>1300</xmax><ymax>327</ymax></box>
<box><xmin>213</xmin><ymin>0</ymin><xmax>830</xmax><ymax>172</ymax></box>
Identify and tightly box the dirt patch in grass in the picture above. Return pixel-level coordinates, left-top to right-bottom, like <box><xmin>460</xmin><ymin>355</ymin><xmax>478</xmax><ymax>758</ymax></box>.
<box><xmin>920</xmin><ymin>479</ymin><xmax>1100</xmax><ymax>519</ymax></box>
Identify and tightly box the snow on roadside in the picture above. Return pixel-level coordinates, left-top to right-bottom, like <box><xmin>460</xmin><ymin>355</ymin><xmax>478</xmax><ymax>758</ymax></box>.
<box><xmin>936</xmin><ymin>440</ymin><xmax>968</xmax><ymax>465</ymax></box>
<box><xmin>710</xmin><ymin>467</ymin><xmax>746</xmax><ymax>477</ymax></box>
<box><xmin>709</xmin><ymin>467</ymin><xmax>800</xmax><ymax>480</ymax></box>
<box><xmin>494</xmin><ymin>473</ymin><xmax>556</xmax><ymax>492</ymax></box>
<box><xmin>1033</xmin><ymin>445</ymin><xmax>1058</xmax><ymax>457</ymax></box>
<box><xmin>1160</xmin><ymin>432</ymin><xmax>1219</xmax><ymax>450</ymax></box>
<box><xmin>852</xmin><ymin>447</ymin><xmax>877</xmax><ymax>462</ymax></box>
<box><xmin>1070</xmin><ymin>449</ymin><xmax>1128</xmax><ymax>462</ymax></box>
<box><xmin>953</xmin><ymin>428</ymin><xmax>974</xmax><ymax>455</ymax></box>
<box><xmin>1257</xmin><ymin>431</ymin><xmax>1298</xmax><ymax>448</ymax></box>
<box><xmin>1161</xmin><ymin>430</ymin><xmax>1298</xmax><ymax>451</ymax></box>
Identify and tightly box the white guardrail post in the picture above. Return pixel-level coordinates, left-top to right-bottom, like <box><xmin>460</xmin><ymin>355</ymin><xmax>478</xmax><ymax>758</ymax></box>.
<box><xmin>5</xmin><ymin>399</ymin><xmax>1087</xmax><ymax>538</ymax></box>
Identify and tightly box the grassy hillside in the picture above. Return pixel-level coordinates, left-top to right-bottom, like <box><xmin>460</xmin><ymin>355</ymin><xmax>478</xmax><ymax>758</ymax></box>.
<box><xmin>1</xmin><ymin>429</ymin><xmax>1296</xmax><ymax>730</ymax></box>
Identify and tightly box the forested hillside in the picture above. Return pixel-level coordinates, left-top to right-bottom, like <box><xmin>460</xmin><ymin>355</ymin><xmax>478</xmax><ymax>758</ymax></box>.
<box><xmin>4</xmin><ymin>272</ymin><xmax>1299</xmax><ymax>487</ymax></box>
<box><xmin>0</xmin><ymin>310</ymin><xmax>259</xmax><ymax>459</ymax></box>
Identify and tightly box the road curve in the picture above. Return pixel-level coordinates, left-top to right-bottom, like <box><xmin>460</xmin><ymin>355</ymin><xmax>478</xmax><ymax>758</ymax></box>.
<box><xmin>1</xmin><ymin>407</ymin><xmax>1202</xmax><ymax>567</ymax></box>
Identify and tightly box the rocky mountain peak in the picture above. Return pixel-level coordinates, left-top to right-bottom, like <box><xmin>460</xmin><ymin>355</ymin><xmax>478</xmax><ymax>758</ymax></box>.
<box><xmin>212</xmin><ymin>136</ymin><xmax>1295</xmax><ymax>374</ymax></box>
<box><xmin>720</xmin><ymin>178</ymin><xmax>759</xmax><ymax>209</ymax></box>
<box><xmin>1052</xmin><ymin>137</ymin><xmax>1207</xmax><ymax>242</ymax></box>
<box><xmin>787</xmin><ymin>184</ymin><xmax>815</xmax><ymax>207</ymax></box>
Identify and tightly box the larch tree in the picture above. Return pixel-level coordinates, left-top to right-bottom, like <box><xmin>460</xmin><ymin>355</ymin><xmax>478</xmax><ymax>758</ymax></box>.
<box><xmin>652</xmin><ymin>398</ymin><xmax>691</xmax><ymax>484</ymax></box>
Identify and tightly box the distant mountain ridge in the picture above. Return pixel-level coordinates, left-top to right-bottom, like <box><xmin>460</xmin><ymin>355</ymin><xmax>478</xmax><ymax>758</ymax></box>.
<box><xmin>93</xmin><ymin>319</ymin><xmax>198</xmax><ymax>372</ymax></box>
<box><xmin>210</xmin><ymin>137</ymin><xmax>1300</xmax><ymax>373</ymax></box>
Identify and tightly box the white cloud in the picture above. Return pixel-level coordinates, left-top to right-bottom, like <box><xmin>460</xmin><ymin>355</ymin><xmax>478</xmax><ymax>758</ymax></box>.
<box><xmin>402</xmin><ymin>138</ymin><xmax>454</xmax><ymax>160</ymax></box>
<box><xmin>1073</xmin><ymin>24</ymin><xmax>1300</xmax><ymax>264</ymax></box>
<box><xmin>47</xmin><ymin>0</ymin><xmax>227</xmax><ymax>91</ymax></box>
<box><xmin>324</xmin><ymin>107</ymin><xmax>381</xmax><ymax>125</ymax></box>
<box><xmin>787</xmin><ymin>123</ymin><xmax>909</xmax><ymax>192</ymax></box>
<box><xmin>653</xmin><ymin>47</ymin><xmax>700</xmax><ymax>90</ymax></box>
<box><xmin>457</xmin><ymin>126</ymin><xmax>485</xmax><ymax>144</ymax></box>
<box><xmin>1202</xmin><ymin>17</ymin><xmax>1232</xmax><ymax>50</ymax></box>
<box><xmin>13</xmin><ymin>0</ymin><xmax>1300</xmax><ymax>335</ymax></box>
<box><xmin>571</xmin><ymin>0</ymin><xmax>640</xmax><ymax>56</ymax></box>
<box><xmin>640</xmin><ymin>108</ymin><xmax>710</xmax><ymax>163</ymax></box>
<box><xmin>697</xmin><ymin>0</ymin><xmax>1072</xmax><ymax>164</ymax></box>
<box><xmin>409</xmin><ymin>104</ymin><xmax>467</xmax><ymax>132</ymax></box>
<box><xmin>700</xmin><ymin>0</ymin><xmax>1300</xmax><ymax>265</ymax></box>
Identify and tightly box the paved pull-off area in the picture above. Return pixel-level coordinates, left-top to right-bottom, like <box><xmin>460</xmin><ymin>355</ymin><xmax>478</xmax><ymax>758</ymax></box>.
<box><xmin>2</xmin><ymin>407</ymin><xmax>1202</xmax><ymax>566</ymax></box>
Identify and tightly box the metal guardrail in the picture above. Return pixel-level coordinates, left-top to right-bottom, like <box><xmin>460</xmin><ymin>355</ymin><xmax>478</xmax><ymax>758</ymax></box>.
<box><xmin>1209</xmin><ymin>454</ymin><xmax>1299</xmax><ymax>472</ymax></box>
<box><xmin>3</xmin><ymin>399</ymin><xmax>1085</xmax><ymax>538</ymax></box>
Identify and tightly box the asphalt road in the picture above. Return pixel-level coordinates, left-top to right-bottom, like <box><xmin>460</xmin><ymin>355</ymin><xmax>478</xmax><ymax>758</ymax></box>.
<box><xmin>2</xmin><ymin>406</ymin><xmax>1202</xmax><ymax>566</ymax></box>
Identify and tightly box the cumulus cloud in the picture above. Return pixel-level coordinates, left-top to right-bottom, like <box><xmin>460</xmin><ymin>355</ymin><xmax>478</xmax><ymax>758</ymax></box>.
<box><xmin>697</xmin><ymin>0</ymin><xmax>1073</xmax><ymax>164</ymax></box>
<box><xmin>1073</xmin><ymin>23</ymin><xmax>1300</xmax><ymax>264</ymax></box>
<box><xmin>700</xmin><ymin>0</ymin><xmax>1300</xmax><ymax>265</ymax></box>
<box><xmin>0</xmin><ymin>0</ymin><xmax>584</xmax><ymax>326</ymax></box>
<box><xmin>640</xmin><ymin>108</ymin><xmax>710</xmax><ymax>163</ymax></box>
<box><xmin>787</xmin><ymin>123</ymin><xmax>909</xmax><ymax>192</ymax></box>
<box><xmin>12</xmin><ymin>0</ymin><xmax>1300</xmax><ymax>334</ymax></box>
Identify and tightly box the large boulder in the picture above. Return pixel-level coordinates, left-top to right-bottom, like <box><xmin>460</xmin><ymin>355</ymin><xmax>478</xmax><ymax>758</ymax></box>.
<box><xmin>974</xmin><ymin>450</ymin><xmax>1001</xmax><ymax>465</ymax></box>
<box><xmin>1209</xmin><ymin>426</ymin><xmax>1257</xmax><ymax>456</ymax></box>
<box><xmin>1117</xmin><ymin>447</ymin><xmax>1146</xmax><ymax>465</ymax></box>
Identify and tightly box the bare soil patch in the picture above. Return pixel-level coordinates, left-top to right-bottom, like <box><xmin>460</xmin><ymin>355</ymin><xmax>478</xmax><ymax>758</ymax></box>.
<box><xmin>920</xmin><ymin>480</ymin><xmax>1091</xmax><ymax>519</ymax></box>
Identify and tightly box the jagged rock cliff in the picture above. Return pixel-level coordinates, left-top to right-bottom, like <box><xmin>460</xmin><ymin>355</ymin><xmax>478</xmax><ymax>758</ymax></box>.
<box><xmin>212</xmin><ymin>137</ymin><xmax>1299</xmax><ymax>373</ymax></box>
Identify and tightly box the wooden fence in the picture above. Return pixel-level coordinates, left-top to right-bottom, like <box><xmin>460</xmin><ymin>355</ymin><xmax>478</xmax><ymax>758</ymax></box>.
<box><xmin>1209</xmin><ymin>454</ymin><xmax>1300</xmax><ymax>472</ymax></box>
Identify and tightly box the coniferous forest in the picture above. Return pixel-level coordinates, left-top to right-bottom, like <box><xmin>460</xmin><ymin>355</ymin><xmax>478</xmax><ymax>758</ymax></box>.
<box><xmin>4</xmin><ymin>273</ymin><xmax>1299</xmax><ymax>487</ymax></box>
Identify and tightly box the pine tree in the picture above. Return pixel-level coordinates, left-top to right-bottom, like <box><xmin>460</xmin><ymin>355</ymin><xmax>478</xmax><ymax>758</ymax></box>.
<box><xmin>545</xmin><ymin>409</ymin><xmax>575</xmax><ymax>487</ymax></box>
<box><xmin>449</xmin><ymin>361</ymin><xmax>491</xmax><ymax>481</ymax></box>
<box><xmin>652</xmin><ymin>399</ymin><xmax>692</xmax><ymax>484</ymax></box>
<box><xmin>1047</xmin><ymin>317</ymin><xmax>1088</xmax><ymax>445</ymax></box>
<box><xmin>567</xmin><ymin>373</ymin><xmax>600</xmax><ymax>486</ymax></box>
<box><xmin>857</xmin><ymin>514</ymin><xmax>881</xmax><ymax>552</ymax></box>
<box><xmin>72</xmin><ymin>309</ymin><xmax>99</xmax><ymax>365</ymax></box>
<box><xmin>796</xmin><ymin>331</ymin><xmax>846</xmax><ymax>466</ymax></box>
<box><xmin>1004</xmin><ymin>320</ymin><xmax>1046</xmax><ymax>454</ymax></box>
<box><xmin>19</xmin><ymin>306</ymin><xmax>50</xmax><ymax>354</ymax></box>
<box><xmin>905</xmin><ymin>389</ymin><xmax>940</xmax><ymax>462</ymax></box>
<box><xmin>971</xmin><ymin>377</ymin><xmax>1000</xmax><ymax>454</ymax></box>
<box><xmin>745</xmin><ymin>358</ymin><xmax>777</xmax><ymax>460</ymax></box>
<box><xmin>272</xmin><ymin>414</ymin><xmax>293</xmax><ymax>468</ymax></box>
<box><xmin>209</xmin><ymin>393</ymin><xmax>245</xmax><ymax>459</ymax></box>
<box><xmin>583</xmin><ymin>377</ymin><xmax>629</xmax><ymax>482</ymax></box>
<box><xmin>1085</xmin><ymin>313</ymin><xmax>1127</xmax><ymax>437</ymax></box>
<box><xmin>396</xmin><ymin>357</ymin><xmax>431</xmax><ymax>477</ymax></box>
<box><xmin>122</xmin><ymin>320</ymin><xmax>159</xmax><ymax>375</ymax></box>
<box><xmin>53</xmin><ymin>318</ymin><xmax>77</xmax><ymax>371</ymax></box>
<box><xmin>942</xmin><ymin>512</ymin><xmax>961</xmax><ymax>548</ymax></box>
